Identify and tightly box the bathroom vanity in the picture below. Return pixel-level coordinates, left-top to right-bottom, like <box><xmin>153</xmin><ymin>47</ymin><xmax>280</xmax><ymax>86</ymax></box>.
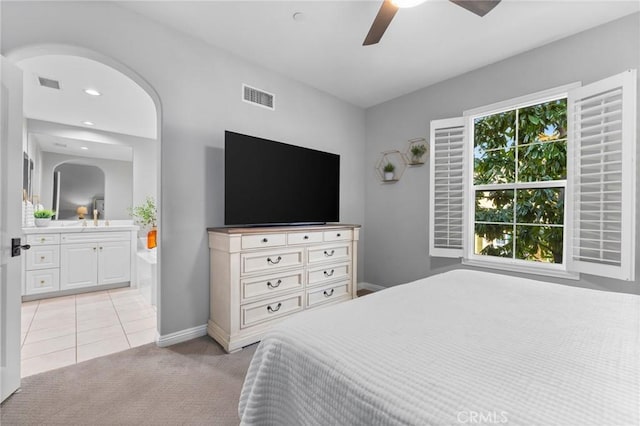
<box><xmin>21</xmin><ymin>221</ymin><xmax>139</xmax><ymax>300</ymax></box>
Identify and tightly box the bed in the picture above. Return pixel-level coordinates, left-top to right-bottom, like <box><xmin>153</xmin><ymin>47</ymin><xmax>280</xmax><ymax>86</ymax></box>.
<box><xmin>238</xmin><ymin>269</ymin><xmax>639</xmax><ymax>425</ymax></box>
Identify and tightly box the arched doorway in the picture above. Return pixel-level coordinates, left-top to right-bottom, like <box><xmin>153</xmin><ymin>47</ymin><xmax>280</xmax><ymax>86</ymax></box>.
<box><xmin>7</xmin><ymin>45</ymin><xmax>163</xmax><ymax>376</ymax></box>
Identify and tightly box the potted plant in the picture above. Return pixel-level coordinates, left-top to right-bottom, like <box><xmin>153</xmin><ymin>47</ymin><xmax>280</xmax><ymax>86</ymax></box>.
<box><xmin>129</xmin><ymin>196</ymin><xmax>157</xmax><ymax>249</ymax></box>
<box><xmin>409</xmin><ymin>144</ymin><xmax>427</xmax><ymax>164</ymax></box>
<box><xmin>383</xmin><ymin>162</ymin><xmax>396</xmax><ymax>181</ymax></box>
<box><xmin>34</xmin><ymin>209</ymin><xmax>55</xmax><ymax>227</ymax></box>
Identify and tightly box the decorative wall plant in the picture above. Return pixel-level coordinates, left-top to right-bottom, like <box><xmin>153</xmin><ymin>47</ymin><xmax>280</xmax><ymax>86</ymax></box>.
<box><xmin>375</xmin><ymin>150</ymin><xmax>406</xmax><ymax>183</ymax></box>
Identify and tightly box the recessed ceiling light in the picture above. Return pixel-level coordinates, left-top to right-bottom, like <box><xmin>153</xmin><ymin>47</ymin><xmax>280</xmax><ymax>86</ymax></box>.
<box><xmin>82</xmin><ymin>121</ymin><xmax>95</xmax><ymax>126</ymax></box>
<box><xmin>80</xmin><ymin>146</ymin><xmax>89</xmax><ymax>150</ymax></box>
<box><xmin>84</xmin><ymin>88</ymin><xmax>101</xmax><ymax>96</ymax></box>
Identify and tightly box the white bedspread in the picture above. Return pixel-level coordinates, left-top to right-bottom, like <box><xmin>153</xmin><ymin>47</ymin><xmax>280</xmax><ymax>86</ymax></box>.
<box><xmin>238</xmin><ymin>270</ymin><xmax>639</xmax><ymax>425</ymax></box>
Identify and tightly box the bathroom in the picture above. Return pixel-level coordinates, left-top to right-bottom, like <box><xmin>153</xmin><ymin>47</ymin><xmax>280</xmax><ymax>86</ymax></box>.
<box><xmin>18</xmin><ymin>53</ymin><xmax>160</xmax><ymax>376</ymax></box>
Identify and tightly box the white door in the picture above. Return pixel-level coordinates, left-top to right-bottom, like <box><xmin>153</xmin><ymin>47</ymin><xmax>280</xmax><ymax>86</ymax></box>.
<box><xmin>98</xmin><ymin>241</ymin><xmax>130</xmax><ymax>285</ymax></box>
<box><xmin>0</xmin><ymin>56</ymin><xmax>25</xmax><ymax>402</ymax></box>
<box><xmin>60</xmin><ymin>243</ymin><xmax>98</xmax><ymax>290</ymax></box>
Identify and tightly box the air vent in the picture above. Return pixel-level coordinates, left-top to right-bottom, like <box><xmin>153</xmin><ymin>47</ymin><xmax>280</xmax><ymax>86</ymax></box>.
<box><xmin>38</xmin><ymin>76</ymin><xmax>61</xmax><ymax>90</ymax></box>
<box><xmin>243</xmin><ymin>84</ymin><xmax>274</xmax><ymax>110</ymax></box>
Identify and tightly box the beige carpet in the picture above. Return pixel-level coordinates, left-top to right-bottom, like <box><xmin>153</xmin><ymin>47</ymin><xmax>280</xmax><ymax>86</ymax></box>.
<box><xmin>0</xmin><ymin>336</ymin><xmax>257</xmax><ymax>425</ymax></box>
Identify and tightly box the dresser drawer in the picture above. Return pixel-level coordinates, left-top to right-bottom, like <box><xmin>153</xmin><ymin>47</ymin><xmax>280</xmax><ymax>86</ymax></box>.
<box><xmin>308</xmin><ymin>244</ymin><xmax>351</xmax><ymax>264</ymax></box>
<box><xmin>287</xmin><ymin>231</ymin><xmax>323</xmax><ymax>245</ymax></box>
<box><xmin>241</xmin><ymin>233</ymin><xmax>286</xmax><ymax>250</ymax></box>
<box><xmin>26</xmin><ymin>234</ymin><xmax>60</xmax><ymax>246</ymax></box>
<box><xmin>241</xmin><ymin>293</ymin><xmax>303</xmax><ymax>328</ymax></box>
<box><xmin>307</xmin><ymin>280</ymin><xmax>350</xmax><ymax>308</ymax></box>
<box><xmin>241</xmin><ymin>270</ymin><xmax>304</xmax><ymax>302</ymax></box>
<box><xmin>241</xmin><ymin>249</ymin><xmax>304</xmax><ymax>275</ymax></box>
<box><xmin>323</xmin><ymin>229</ymin><xmax>352</xmax><ymax>242</ymax></box>
<box><xmin>25</xmin><ymin>268</ymin><xmax>60</xmax><ymax>295</ymax></box>
<box><xmin>308</xmin><ymin>263</ymin><xmax>351</xmax><ymax>286</ymax></box>
<box><xmin>26</xmin><ymin>245</ymin><xmax>60</xmax><ymax>270</ymax></box>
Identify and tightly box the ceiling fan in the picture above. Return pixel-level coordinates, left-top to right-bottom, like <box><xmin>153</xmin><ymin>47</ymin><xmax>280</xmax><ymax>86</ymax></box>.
<box><xmin>363</xmin><ymin>0</ymin><xmax>501</xmax><ymax>46</ymax></box>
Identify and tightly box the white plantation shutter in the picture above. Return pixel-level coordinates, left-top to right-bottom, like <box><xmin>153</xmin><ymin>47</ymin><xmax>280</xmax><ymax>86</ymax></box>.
<box><xmin>567</xmin><ymin>70</ymin><xmax>637</xmax><ymax>281</ymax></box>
<box><xmin>429</xmin><ymin>117</ymin><xmax>466</xmax><ymax>258</ymax></box>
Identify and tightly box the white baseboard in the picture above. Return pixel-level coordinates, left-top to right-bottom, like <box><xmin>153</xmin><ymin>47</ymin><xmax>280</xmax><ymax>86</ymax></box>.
<box><xmin>358</xmin><ymin>282</ymin><xmax>386</xmax><ymax>292</ymax></box>
<box><xmin>156</xmin><ymin>324</ymin><xmax>208</xmax><ymax>348</ymax></box>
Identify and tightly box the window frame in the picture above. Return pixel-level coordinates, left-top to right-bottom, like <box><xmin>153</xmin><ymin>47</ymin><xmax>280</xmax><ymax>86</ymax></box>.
<box><xmin>462</xmin><ymin>83</ymin><xmax>581</xmax><ymax>279</ymax></box>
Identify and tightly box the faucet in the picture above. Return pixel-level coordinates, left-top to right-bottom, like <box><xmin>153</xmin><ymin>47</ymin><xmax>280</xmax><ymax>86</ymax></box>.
<box><xmin>93</xmin><ymin>209</ymin><xmax>98</xmax><ymax>226</ymax></box>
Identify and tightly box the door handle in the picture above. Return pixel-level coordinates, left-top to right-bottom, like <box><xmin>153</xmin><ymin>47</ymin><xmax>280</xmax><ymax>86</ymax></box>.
<box><xmin>11</xmin><ymin>238</ymin><xmax>31</xmax><ymax>257</ymax></box>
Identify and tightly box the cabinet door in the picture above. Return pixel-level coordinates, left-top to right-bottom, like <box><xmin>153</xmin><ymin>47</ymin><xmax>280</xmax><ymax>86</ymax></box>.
<box><xmin>98</xmin><ymin>241</ymin><xmax>131</xmax><ymax>285</ymax></box>
<box><xmin>60</xmin><ymin>243</ymin><xmax>98</xmax><ymax>290</ymax></box>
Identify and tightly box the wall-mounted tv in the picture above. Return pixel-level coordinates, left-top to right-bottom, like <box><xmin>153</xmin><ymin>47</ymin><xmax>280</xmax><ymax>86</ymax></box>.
<box><xmin>225</xmin><ymin>131</ymin><xmax>340</xmax><ymax>226</ymax></box>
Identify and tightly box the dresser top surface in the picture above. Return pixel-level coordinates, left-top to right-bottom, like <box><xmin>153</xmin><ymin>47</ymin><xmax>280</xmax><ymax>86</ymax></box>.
<box><xmin>207</xmin><ymin>224</ymin><xmax>360</xmax><ymax>235</ymax></box>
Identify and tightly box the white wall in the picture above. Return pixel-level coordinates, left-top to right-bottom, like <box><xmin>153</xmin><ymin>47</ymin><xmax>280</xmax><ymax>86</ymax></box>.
<box><xmin>1</xmin><ymin>1</ymin><xmax>366</xmax><ymax>336</ymax></box>
<box><xmin>364</xmin><ymin>13</ymin><xmax>640</xmax><ymax>294</ymax></box>
<box><xmin>40</xmin><ymin>152</ymin><xmax>133</xmax><ymax>220</ymax></box>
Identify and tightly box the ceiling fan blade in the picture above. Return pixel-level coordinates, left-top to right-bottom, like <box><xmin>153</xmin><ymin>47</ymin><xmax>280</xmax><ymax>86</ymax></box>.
<box><xmin>450</xmin><ymin>0</ymin><xmax>501</xmax><ymax>17</ymax></box>
<box><xmin>363</xmin><ymin>0</ymin><xmax>399</xmax><ymax>46</ymax></box>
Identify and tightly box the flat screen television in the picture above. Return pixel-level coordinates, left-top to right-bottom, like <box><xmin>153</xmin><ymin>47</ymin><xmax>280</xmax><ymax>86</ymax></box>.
<box><xmin>225</xmin><ymin>131</ymin><xmax>340</xmax><ymax>226</ymax></box>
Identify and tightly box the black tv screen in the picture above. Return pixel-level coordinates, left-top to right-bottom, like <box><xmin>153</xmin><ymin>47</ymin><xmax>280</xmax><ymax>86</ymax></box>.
<box><xmin>225</xmin><ymin>131</ymin><xmax>340</xmax><ymax>226</ymax></box>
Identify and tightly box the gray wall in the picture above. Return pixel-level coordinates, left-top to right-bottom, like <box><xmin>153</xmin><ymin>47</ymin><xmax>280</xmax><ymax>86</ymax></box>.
<box><xmin>41</xmin><ymin>152</ymin><xmax>133</xmax><ymax>220</ymax></box>
<box><xmin>1</xmin><ymin>2</ymin><xmax>366</xmax><ymax>336</ymax></box>
<box><xmin>364</xmin><ymin>13</ymin><xmax>640</xmax><ymax>294</ymax></box>
<box><xmin>53</xmin><ymin>163</ymin><xmax>105</xmax><ymax>220</ymax></box>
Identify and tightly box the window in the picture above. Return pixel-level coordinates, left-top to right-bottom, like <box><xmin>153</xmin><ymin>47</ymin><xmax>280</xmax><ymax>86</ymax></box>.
<box><xmin>472</xmin><ymin>98</ymin><xmax>567</xmax><ymax>267</ymax></box>
<box><xmin>429</xmin><ymin>70</ymin><xmax>637</xmax><ymax>281</ymax></box>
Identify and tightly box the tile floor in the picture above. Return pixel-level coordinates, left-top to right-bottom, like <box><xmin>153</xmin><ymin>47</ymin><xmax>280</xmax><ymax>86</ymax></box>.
<box><xmin>20</xmin><ymin>287</ymin><xmax>157</xmax><ymax>377</ymax></box>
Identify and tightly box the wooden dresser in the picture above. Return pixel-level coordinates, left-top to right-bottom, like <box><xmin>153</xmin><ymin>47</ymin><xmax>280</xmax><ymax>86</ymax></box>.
<box><xmin>207</xmin><ymin>224</ymin><xmax>360</xmax><ymax>352</ymax></box>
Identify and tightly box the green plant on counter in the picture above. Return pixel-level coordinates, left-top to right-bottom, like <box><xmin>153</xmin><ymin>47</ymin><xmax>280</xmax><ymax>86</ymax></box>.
<box><xmin>129</xmin><ymin>196</ymin><xmax>157</xmax><ymax>227</ymax></box>
<box><xmin>34</xmin><ymin>209</ymin><xmax>55</xmax><ymax>219</ymax></box>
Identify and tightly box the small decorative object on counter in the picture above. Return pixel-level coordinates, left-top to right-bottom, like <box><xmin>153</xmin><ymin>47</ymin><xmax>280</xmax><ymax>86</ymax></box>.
<box><xmin>129</xmin><ymin>196</ymin><xmax>157</xmax><ymax>249</ymax></box>
<box><xmin>76</xmin><ymin>206</ymin><xmax>88</xmax><ymax>220</ymax></box>
<box><xmin>33</xmin><ymin>209</ymin><xmax>55</xmax><ymax>227</ymax></box>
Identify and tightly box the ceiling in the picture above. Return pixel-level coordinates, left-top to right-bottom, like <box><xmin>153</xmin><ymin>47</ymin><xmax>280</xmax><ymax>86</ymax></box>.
<box><xmin>30</xmin><ymin>133</ymin><xmax>134</xmax><ymax>162</ymax></box>
<box><xmin>17</xmin><ymin>55</ymin><xmax>157</xmax><ymax>139</ymax></box>
<box><xmin>119</xmin><ymin>0</ymin><xmax>640</xmax><ymax>108</ymax></box>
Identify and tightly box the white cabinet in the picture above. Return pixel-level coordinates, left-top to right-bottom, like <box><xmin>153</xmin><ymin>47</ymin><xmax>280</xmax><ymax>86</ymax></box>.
<box><xmin>22</xmin><ymin>229</ymin><xmax>136</xmax><ymax>298</ymax></box>
<box><xmin>207</xmin><ymin>224</ymin><xmax>360</xmax><ymax>353</ymax></box>
<box><xmin>60</xmin><ymin>243</ymin><xmax>98</xmax><ymax>289</ymax></box>
<box><xmin>60</xmin><ymin>239</ymin><xmax>131</xmax><ymax>291</ymax></box>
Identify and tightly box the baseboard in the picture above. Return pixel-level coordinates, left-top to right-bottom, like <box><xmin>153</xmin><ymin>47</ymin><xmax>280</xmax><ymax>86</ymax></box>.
<box><xmin>358</xmin><ymin>282</ymin><xmax>386</xmax><ymax>292</ymax></box>
<box><xmin>157</xmin><ymin>324</ymin><xmax>208</xmax><ymax>348</ymax></box>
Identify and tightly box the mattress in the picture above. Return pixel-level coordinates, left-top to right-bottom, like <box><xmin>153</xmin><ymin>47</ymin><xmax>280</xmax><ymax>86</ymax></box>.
<box><xmin>238</xmin><ymin>269</ymin><xmax>640</xmax><ymax>425</ymax></box>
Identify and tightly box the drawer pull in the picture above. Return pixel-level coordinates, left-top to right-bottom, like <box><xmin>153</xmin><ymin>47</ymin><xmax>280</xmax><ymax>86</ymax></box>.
<box><xmin>261</xmin><ymin>238</ymin><xmax>268</xmax><ymax>243</ymax></box>
<box><xmin>99</xmin><ymin>246</ymin><xmax>103</xmax><ymax>250</ymax></box>
<box><xmin>324</xmin><ymin>269</ymin><xmax>335</xmax><ymax>277</ymax></box>
<box><xmin>267</xmin><ymin>280</ymin><xmax>282</xmax><ymax>289</ymax></box>
<box><xmin>267</xmin><ymin>256</ymin><xmax>282</xmax><ymax>265</ymax></box>
<box><xmin>323</xmin><ymin>289</ymin><xmax>335</xmax><ymax>297</ymax></box>
<box><xmin>337</xmin><ymin>233</ymin><xmax>341</xmax><ymax>237</ymax></box>
<box><xmin>303</xmin><ymin>235</ymin><xmax>309</xmax><ymax>240</ymax></box>
<box><xmin>93</xmin><ymin>247</ymin><xmax>97</xmax><ymax>251</ymax></box>
<box><xmin>40</xmin><ymin>237</ymin><xmax>46</xmax><ymax>243</ymax></box>
<box><xmin>40</xmin><ymin>256</ymin><xmax>45</xmax><ymax>261</ymax></box>
<box><xmin>267</xmin><ymin>303</ymin><xmax>282</xmax><ymax>313</ymax></box>
<box><xmin>40</xmin><ymin>280</ymin><xmax>45</xmax><ymax>285</ymax></box>
<box><xmin>324</xmin><ymin>250</ymin><xmax>335</xmax><ymax>257</ymax></box>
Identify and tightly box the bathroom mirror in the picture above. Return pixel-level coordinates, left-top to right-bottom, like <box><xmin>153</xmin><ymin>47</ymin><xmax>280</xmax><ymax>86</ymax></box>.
<box><xmin>52</xmin><ymin>163</ymin><xmax>106</xmax><ymax>220</ymax></box>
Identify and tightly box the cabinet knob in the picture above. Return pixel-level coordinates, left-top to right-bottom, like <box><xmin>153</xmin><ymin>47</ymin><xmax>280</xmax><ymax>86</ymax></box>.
<box><xmin>93</xmin><ymin>247</ymin><xmax>97</xmax><ymax>251</ymax></box>
<box><xmin>99</xmin><ymin>247</ymin><xmax>103</xmax><ymax>250</ymax></box>
<box><xmin>303</xmin><ymin>235</ymin><xmax>309</xmax><ymax>240</ymax></box>
<box><xmin>40</xmin><ymin>256</ymin><xmax>45</xmax><ymax>261</ymax></box>
<box><xmin>40</xmin><ymin>238</ymin><xmax>46</xmax><ymax>243</ymax></box>
<box><xmin>336</xmin><ymin>233</ymin><xmax>341</xmax><ymax>237</ymax></box>
<box><xmin>261</xmin><ymin>238</ymin><xmax>268</xmax><ymax>243</ymax></box>
<box><xmin>40</xmin><ymin>280</ymin><xmax>45</xmax><ymax>285</ymax></box>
